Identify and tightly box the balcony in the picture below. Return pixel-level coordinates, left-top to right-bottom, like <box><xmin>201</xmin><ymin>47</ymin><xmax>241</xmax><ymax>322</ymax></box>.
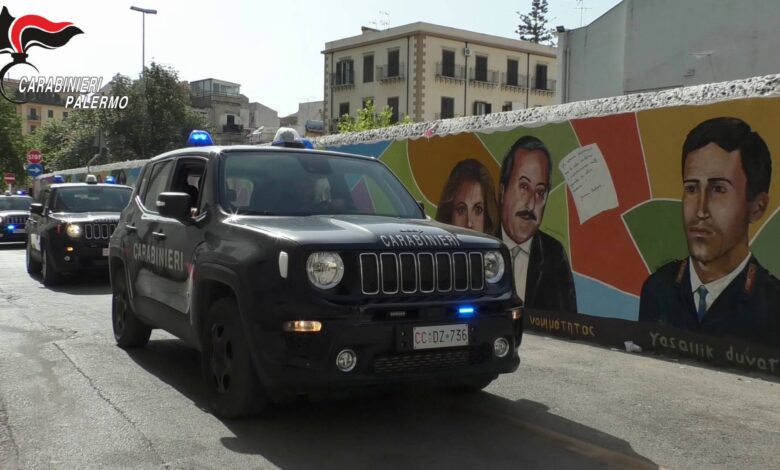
<box><xmin>469</xmin><ymin>68</ymin><xmax>499</xmax><ymax>87</ymax></box>
<box><xmin>330</xmin><ymin>71</ymin><xmax>355</xmax><ymax>89</ymax></box>
<box><xmin>27</xmin><ymin>113</ymin><xmax>41</xmax><ymax>121</ymax></box>
<box><xmin>531</xmin><ymin>78</ymin><xmax>557</xmax><ymax>94</ymax></box>
<box><xmin>501</xmin><ymin>72</ymin><xmax>529</xmax><ymax>91</ymax></box>
<box><xmin>435</xmin><ymin>63</ymin><xmax>466</xmax><ymax>82</ymax></box>
<box><xmin>222</xmin><ymin>124</ymin><xmax>244</xmax><ymax>134</ymax></box>
<box><xmin>377</xmin><ymin>63</ymin><xmax>405</xmax><ymax>83</ymax></box>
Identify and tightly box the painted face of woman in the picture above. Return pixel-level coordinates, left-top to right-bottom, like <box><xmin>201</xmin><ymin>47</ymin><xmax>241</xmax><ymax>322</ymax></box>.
<box><xmin>451</xmin><ymin>180</ymin><xmax>485</xmax><ymax>232</ymax></box>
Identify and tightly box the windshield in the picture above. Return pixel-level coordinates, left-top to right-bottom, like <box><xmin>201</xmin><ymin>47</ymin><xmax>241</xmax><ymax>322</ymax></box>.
<box><xmin>0</xmin><ymin>196</ymin><xmax>33</xmax><ymax>211</ymax></box>
<box><xmin>220</xmin><ymin>152</ymin><xmax>424</xmax><ymax>218</ymax></box>
<box><xmin>51</xmin><ymin>186</ymin><xmax>132</xmax><ymax>213</ymax></box>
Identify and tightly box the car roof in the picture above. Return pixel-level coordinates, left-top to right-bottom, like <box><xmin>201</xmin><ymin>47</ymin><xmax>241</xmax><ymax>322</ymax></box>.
<box><xmin>148</xmin><ymin>145</ymin><xmax>377</xmax><ymax>163</ymax></box>
<box><xmin>49</xmin><ymin>183</ymin><xmax>132</xmax><ymax>189</ymax></box>
<box><xmin>0</xmin><ymin>194</ymin><xmax>32</xmax><ymax>198</ymax></box>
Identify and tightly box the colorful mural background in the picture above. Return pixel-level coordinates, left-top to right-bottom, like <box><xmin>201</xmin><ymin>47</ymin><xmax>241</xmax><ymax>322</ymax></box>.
<box><xmin>326</xmin><ymin>97</ymin><xmax>780</xmax><ymax>331</ymax></box>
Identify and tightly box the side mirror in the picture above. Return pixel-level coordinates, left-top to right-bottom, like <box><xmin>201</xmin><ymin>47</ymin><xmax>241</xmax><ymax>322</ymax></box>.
<box><xmin>29</xmin><ymin>203</ymin><xmax>43</xmax><ymax>216</ymax></box>
<box><xmin>157</xmin><ymin>192</ymin><xmax>192</xmax><ymax>221</ymax></box>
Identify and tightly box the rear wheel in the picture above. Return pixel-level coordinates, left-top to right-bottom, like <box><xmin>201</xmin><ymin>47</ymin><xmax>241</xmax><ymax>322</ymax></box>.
<box><xmin>40</xmin><ymin>247</ymin><xmax>61</xmax><ymax>286</ymax></box>
<box><xmin>26</xmin><ymin>239</ymin><xmax>41</xmax><ymax>274</ymax></box>
<box><xmin>112</xmin><ymin>268</ymin><xmax>151</xmax><ymax>348</ymax></box>
<box><xmin>201</xmin><ymin>297</ymin><xmax>267</xmax><ymax>419</ymax></box>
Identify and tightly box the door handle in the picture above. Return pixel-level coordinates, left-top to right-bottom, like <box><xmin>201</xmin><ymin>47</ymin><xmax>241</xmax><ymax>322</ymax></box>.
<box><xmin>125</xmin><ymin>224</ymin><xmax>137</xmax><ymax>232</ymax></box>
<box><xmin>152</xmin><ymin>231</ymin><xmax>166</xmax><ymax>240</ymax></box>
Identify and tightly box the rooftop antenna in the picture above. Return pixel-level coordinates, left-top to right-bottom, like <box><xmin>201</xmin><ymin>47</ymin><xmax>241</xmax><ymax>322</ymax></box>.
<box><xmin>576</xmin><ymin>0</ymin><xmax>591</xmax><ymax>26</ymax></box>
<box><xmin>369</xmin><ymin>10</ymin><xmax>390</xmax><ymax>30</ymax></box>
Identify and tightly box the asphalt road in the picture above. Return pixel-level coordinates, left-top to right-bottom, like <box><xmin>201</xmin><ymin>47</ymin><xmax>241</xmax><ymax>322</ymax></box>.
<box><xmin>1</xmin><ymin>244</ymin><xmax>778</xmax><ymax>469</ymax></box>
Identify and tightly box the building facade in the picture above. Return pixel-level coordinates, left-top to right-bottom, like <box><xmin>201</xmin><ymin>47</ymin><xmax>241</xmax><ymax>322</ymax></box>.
<box><xmin>189</xmin><ymin>78</ymin><xmax>249</xmax><ymax>145</ymax></box>
<box><xmin>2</xmin><ymin>79</ymin><xmax>71</xmax><ymax>135</ymax></box>
<box><xmin>556</xmin><ymin>0</ymin><xmax>780</xmax><ymax>103</ymax></box>
<box><xmin>323</xmin><ymin>22</ymin><xmax>557</xmax><ymax>133</ymax></box>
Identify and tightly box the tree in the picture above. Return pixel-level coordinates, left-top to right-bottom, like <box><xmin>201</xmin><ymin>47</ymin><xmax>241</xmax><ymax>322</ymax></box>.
<box><xmin>516</xmin><ymin>0</ymin><xmax>555</xmax><ymax>45</ymax></box>
<box><xmin>337</xmin><ymin>99</ymin><xmax>412</xmax><ymax>133</ymax></box>
<box><xmin>26</xmin><ymin>110</ymin><xmax>101</xmax><ymax>172</ymax></box>
<box><xmin>0</xmin><ymin>99</ymin><xmax>25</xmax><ymax>183</ymax></box>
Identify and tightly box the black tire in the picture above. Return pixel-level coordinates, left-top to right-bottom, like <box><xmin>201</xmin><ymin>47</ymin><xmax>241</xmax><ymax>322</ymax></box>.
<box><xmin>112</xmin><ymin>268</ymin><xmax>152</xmax><ymax>348</ymax></box>
<box><xmin>40</xmin><ymin>247</ymin><xmax>61</xmax><ymax>286</ymax></box>
<box><xmin>26</xmin><ymin>239</ymin><xmax>41</xmax><ymax>274</ymax></box>
<box><xmin>201</xmin><ymin>297</ymin><xmax>267</xmax><ymax>419</ymax></box>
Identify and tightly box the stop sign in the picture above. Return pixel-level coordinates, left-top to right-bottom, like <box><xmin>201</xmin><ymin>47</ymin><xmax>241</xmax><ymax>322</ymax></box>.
<box><xmin>3</xmin><ymin>172</ymin><xmax>15</xmax><ymax>183</ymax></box>
<box><xmin>27</xmin><ymin>149</ymin><xmax>42</xmax><ymax>164</ymax></box>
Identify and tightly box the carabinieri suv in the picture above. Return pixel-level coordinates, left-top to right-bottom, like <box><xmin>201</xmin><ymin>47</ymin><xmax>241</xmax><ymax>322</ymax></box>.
<box><xmin>109</xmin><ymin>145</ymin><xmax>524</xmax><ymax>418</ymax></box>
<box><xmin>26</xmin><ymin>177</ymin><xmax>132</xmax><ymax>285</ymax></box>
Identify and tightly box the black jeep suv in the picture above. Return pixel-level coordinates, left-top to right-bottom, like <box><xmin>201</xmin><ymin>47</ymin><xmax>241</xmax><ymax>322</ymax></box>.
<box><xmin>0</xmin><ymin>193</ymin><xmax>33</xmax><ymax>244</ymax></box>
<box><xmin>109</xmin><ymin>146</ymin><xmax>523</xmax><ymax>417</ymax></box>
<box><xmin>26</xmin><ymin>179</ymin><xmax>132</xmax><ymax>285</ymax></box>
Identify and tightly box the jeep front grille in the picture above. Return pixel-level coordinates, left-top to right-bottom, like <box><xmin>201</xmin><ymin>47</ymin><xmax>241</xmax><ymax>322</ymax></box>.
<box><xmin>83</xmin><ymin>223</ymin><xmax>116</xmax><ymax>240</ymax></box>
<box><xmin>5</xmin><ymin>216</ymin><xmax>27</xmax><ymax>225</ymax></box>
<box><xmin>359</xmin><ymin>251</ymin><xmax>484</xmax><ymax>295</ymax></box>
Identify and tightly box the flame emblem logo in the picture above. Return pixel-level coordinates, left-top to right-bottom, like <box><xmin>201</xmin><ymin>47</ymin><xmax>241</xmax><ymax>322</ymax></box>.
<box><xmin>0</xmin><ymin>6</ymin><xmax>83</xmax><ymax>103</ymax></box>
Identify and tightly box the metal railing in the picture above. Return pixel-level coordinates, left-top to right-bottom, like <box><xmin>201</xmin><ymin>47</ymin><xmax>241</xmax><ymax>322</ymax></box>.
<box><xmin>531</xmin><ymin>77</ymin><xmax>557</xmax><ymax>92</ymax></box>
<box><xmin>501</xmin><ymin>72</ymin><xmax>529</xmax><ymax>88</ymax></box>
<box><xmin>435</xmin><ymin>63</ymin><xmax>466</xmax><ymax>80</ymax></box>
<box><xmin>377</xmin><ymin>62</ymin><xmax>405</xmax><ymax>81</ymax></box>
<box><xmin>330</xmin><ymin>70</ymin><xmax>355</xmax><ymax>87</ymax></box>
<box><xmin>469</xmin><ymin>68</ymin><xmax>499</xmax><ymax>85</ymax></box>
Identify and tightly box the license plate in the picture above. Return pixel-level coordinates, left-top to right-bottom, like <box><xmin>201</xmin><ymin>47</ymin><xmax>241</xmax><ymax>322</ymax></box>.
<box><xmin>412</xmin><ymin>324</ymin><xmax>468</xmax><ymax>350</ymax></box>
<box><xmin>13</xmin><ymin>228</ymin><xmax>25</xmax><ymax>234</ymax></box>
<box><xmin>102</xmin><ymin>248</ymin><xmax>109</xmax><ymax>256</ymax></box>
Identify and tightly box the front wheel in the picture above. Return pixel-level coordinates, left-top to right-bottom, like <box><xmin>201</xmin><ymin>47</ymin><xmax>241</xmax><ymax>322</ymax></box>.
<box><xmin>112</xmin><ymin>268</ymin><xmax>151</xmax><ymax>348</ymax></box>
<box><xmin>201</xmin><ymin>297</ymin><xmax>267</xmax><ymax>419</ymax></box>
<box><xmin>40</xmin><ymin>247</ymin><xmax>61</xmax><ymax>286</ymax></box>
<box><xmin>26</xmin><ymin>239</ymin><xmax>41</xmax><ymax>274</ymax></box>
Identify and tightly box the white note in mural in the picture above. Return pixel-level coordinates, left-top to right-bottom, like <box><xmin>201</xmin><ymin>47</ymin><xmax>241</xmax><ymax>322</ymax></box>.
<box><xmin>559</xmin><ymin>143</ymin><xmax>618</xmax><ymax>224</ymax></box>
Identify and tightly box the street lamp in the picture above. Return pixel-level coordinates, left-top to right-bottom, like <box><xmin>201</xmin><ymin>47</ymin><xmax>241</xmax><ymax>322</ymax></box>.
<box><xmin>129</xmin><ymin>6</ymin><xmax>157</xmax><ymax>76</ymax></box>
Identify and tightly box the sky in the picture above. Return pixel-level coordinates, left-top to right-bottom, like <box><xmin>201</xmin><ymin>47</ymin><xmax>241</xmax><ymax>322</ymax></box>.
<box><xmin>2</xmin><ymin>0</ymin><xmax>621</xmax><ymax>116</ymax></box>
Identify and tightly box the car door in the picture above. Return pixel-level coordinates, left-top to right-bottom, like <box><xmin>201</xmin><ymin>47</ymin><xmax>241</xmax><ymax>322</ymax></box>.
<box><xmin>27</xmin><ymin>188</ymin><xmax>51</xmax><ymax>256</ymax></box>
<box><xmin>129</xmin><ymin>159</ymin><xmax>175</xmax><ymax>316</ymax></box>
<box><xmin>152</xmin><ymin>156</ymin><xmax>208</xmax><ymax>316</ymax></box>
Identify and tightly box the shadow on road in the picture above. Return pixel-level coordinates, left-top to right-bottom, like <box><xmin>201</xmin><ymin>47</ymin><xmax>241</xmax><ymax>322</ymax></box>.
<box><xmin>127</xmin><ymin>339</ymin><xmax>660</xmax><ymax>469</ymax></box>
<box><xmin>30</xmin><ymin>272</ymin><xmax>113</xmax><ymax>296</ymax></box>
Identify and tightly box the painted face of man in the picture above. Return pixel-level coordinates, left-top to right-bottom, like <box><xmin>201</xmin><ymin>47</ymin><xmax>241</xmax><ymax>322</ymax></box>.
<box><xmin>451</xmin><ymin>180</ymin><xmax>485</xmax><ymax>232</ymax></box>
<box><xmin>682</xmin><ymin>143</ymin><xmax>762</xmax><ymax>277</ymax></box>
<box><xmin>501</xmin><ymin>148</ymin><xmax>549</xmax><ymax>245</ymax></box>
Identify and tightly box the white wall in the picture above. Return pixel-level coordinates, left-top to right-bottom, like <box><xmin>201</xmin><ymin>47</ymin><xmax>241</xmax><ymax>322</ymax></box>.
<box><xmin>560</xmin><ymin>0</ymin><xmax>780</xmax><ymax>102</ymax></box>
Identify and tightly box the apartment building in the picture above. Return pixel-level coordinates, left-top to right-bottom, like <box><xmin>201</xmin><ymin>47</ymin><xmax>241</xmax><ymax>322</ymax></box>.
<box><xmin>323</xmin><ymin>22</ymin><xmax>557</xmax><ymax>132</ymax></box>
<box><xmin>189</xmin><ymin>78</ymin><xmax>250</xmax><ymax>145</ymax></box>
<box><xmin>2</xmin><ymin>79</ymin><xmax>71</xmax><ymax>135</ymax></box>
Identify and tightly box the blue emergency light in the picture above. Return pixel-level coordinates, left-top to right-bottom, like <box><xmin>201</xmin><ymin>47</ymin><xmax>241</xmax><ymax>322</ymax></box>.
<box><xmin>16</xmin><ymin>190</ymin><xmax>25</xmax><ymax>195</ymax></box>
<box><xmin>457</xmin><ymin>306</ymin><xmax>476</xmax><ymax>318</ymax></box>
<box><xmin>105</xmin><ymin>176</ymin><xmax>116</xmax><ymax>184</ymax></box>
<box><xmin>53</xmin><ymin>175</ymin><xmax>65</xmax><ymax>183</ymax></box>
<box><xmin>7</xmin><ymin>225</ymin><xmax>15</xmax><ymax>231</ymax></box>
<box><xmin>187</xmin><ymin>130</ymin><xmax>214</xmax><ymax>147</ymax></box>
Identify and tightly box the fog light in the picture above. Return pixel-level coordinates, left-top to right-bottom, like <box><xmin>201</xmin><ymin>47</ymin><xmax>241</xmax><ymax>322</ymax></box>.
<box><xmin>511</xmin><ymin>308</ymin><xmax>522</xmax><ymax>320</ymax></box>
<box><xmin>283</xmin><ymin>320</ymin><xmax>322</xmax><ymax>333</ymax></box>
<box><xmin>64</xmin><ymin>256</ymin><xmax>71</xmax><ymax>261</ymax></box>
<box><xmin>66</xmin><ymin>246</ymin><xmax>74</xmax><ymax>252</ymax></box>
<box><xmin>335</xmin><ymin>349</ymin><xmax>357</xmax><ymax>372</ymax></box>
<box><xmin>493</xmin><ymin>338</ymin><xmax>510</xmax><ymax>358</ymax></box>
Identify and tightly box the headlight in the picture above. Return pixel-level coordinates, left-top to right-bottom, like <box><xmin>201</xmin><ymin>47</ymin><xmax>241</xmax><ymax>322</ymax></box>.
<box><xmin>306</xmin><ymin>252</ymin><xmax>344</xmax><ymax>289</ymax></box>
<box><xmin>66</xmin><ymin>224</ymin><xmax>82</xmax><ymax>238</ymax></box>
<box><xmin>484</xmin><ymin>250</ymin><xmax>505</xmax><ymax>284</ymax></box>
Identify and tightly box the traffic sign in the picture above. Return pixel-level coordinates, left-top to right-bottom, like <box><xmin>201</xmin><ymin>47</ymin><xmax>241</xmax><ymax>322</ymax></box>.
<box><xmin>3</xmin><ymin>172</ymin><xmax>14</xmax><ymax>183</ymax></box>
<box><xmin>27</xmin><ymin>164</ymin><xmax>43</xmax><ymax>177</ymax></box>
<box><xmin>27</xmin><ymin>149</ymin><xmax>42</xmax><ymax>164</ymax></box>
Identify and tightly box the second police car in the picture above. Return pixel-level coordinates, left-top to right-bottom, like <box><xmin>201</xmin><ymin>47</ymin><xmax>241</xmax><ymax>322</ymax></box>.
<box><xmin>109</xmin><ymin>131</ymin><xmax>524</xmax><ymax>418</ymax></box>
<box><xmin>0</xmin><ymin>191</ymin><xmax>33</xmax><ymax>244</ymax></box>
<box><xmin>26</xmin><ymin>176</ymin><xmax>132</xmax><ymax>285</ymax></box>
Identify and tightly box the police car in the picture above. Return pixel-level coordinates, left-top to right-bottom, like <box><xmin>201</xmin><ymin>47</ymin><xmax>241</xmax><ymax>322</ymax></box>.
<box><xmin>109</xmin><ymin>130</ymin><xmax>523</xmax><ymax>418</ymax></box>
<box><xmin>0</xmin><ymin>191</ymin><xmax>33</xmax><ymax>244</ymax></box>
<box><xmin>26</xmin><ymin>176</ymin><xmax>132</xmax><ymax>285</ymax></box>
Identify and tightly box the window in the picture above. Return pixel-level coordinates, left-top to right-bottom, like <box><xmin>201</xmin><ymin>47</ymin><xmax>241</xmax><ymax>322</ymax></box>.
<box><xmin>441</xmin><ymin>97</ymin><xmax>455</xmax><ymax>119</ymax></box>
<box><xmin>473</xmin><ymin>101</ymin><xmax>491</xmax><ymax>116</ymax></box>
<box><xmin>30</xmin><ymin>125</ymin><xmax>36</xmax><ymax>133</ymax></box>
<box><xmin>142</xmin><ymin>160</ymin><xmax>174</xmax><ymax>211</ymax></box>
<box><xmin>47</xmin><ymin>110</ymin><xmax>54</xmax><ymax>118</ymax></box>
<box><xmin>171</xmin><ymin>158</ymin><xmax>207</xmax><ymax>211</ymax></box>
<box><xmin>535</xmin><ymin>64</ymin><xmax>548</xmax><ymax>90</ymax></box>
<box><xmin>502</xmin><ymin>102</ymin><xmax>513</xmax><ymax>112</ymax></box>
<box><xmin>335</xmin><ymin>59</ymin><xmax>354</xmax><ymax>86</ymax></box>
<box><xmin>29</xmin><ymin>108</ymin><xmax>38</xmax><ymax>119</ymax></box>
<box><xmin>363</xmin><ymin>54</ymin><xmax>374</xmax><ymax>83</ymax></box>
<box><xmin>387</xmin><ymin>97</ymin><xmax>399</xmax><ymax>124</ymax></box>
<box><xmin>339</xmin><ymin>102</ymin><xmax>350</xmax><ymax>118</ymax></box>
<box><xmin>507</xmin><ymin>59</ymin><xmax>519</xmax><ymax>86</ymax></box>
<box><xmin>387</xmin><ymin>49</ymin><xmax>400</xmax><ymax>77</ymax></box>
<box><xmin>442</xmin><ymin>50</ymin><xmax>455</xmax><ymax>77</ymax></box>
<box><xmin>62</xmin><ymin>112</ymin><xmax>68</xmax><ymax>120</ymax></box>
<box><xmin>475</xmin><ymin>55</ymin><xmax>488</xmax><ymax>82</ymax></box>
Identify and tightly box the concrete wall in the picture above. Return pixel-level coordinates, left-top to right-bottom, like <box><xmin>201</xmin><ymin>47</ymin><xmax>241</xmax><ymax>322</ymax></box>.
<box><xmin>560</xmin><ymin>0</ymin><xmax>780</xmax><ymax>102</ymax></box>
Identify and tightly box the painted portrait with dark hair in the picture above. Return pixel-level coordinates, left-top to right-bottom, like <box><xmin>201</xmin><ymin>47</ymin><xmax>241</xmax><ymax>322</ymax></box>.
<box><xmin>639</xmin><ymin>117</ymin><xmax>780</xmax><ymax>347</ymax></box>
<box><xmin>436</xmin><ymin>158</ymin><xmax>500</xmax><ymax>237</ymax></box>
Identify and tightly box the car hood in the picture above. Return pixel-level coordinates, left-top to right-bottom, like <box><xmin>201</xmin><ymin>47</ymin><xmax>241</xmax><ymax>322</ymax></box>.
<box><xmin>226</xmin><ymin>214</ymin><xmax>501</xmax><ymax>249</ymax></box>
<box><xmin>50</xmin><ymin>212</ymin><xmax>121</xmax><ymax>223</ymax></box>
<box><xmin>0</xmin><ymin>211</ymin><xmax>29</xmax><ymax>218</ymax></box>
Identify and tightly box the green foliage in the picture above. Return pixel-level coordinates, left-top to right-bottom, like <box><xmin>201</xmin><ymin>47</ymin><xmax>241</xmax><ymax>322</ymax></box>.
<box><xmin>516</xmin><ymin>0</ymin><xmax>555</xmax><ymax>45</ymax></box>
<box><xmin>29</xmin><ymin>110</ymin><xmax>101</xmax><ymax>172</ymax></box>
<box><xmin>0</xmin><ymin>99</ymin><xmax>25</xmax><ymax>184</ymax></box>
<box><xmin>337</xmin><ymin>99</ymin><xmax>411</xmax><ymax>133</ymax></box>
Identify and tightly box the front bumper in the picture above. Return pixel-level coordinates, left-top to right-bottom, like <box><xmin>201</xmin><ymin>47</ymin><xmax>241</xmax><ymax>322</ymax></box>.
<box><xmin>0</xmin><ymin>226</ymin><xmax>26</xmax><ymax>243</ymax></box>
<box><xmin>249</xmin><ymin>303</ymin><xmax>523</xmax><ymax>398</ymax></box>
<box><xmin>46</xmin><ymin>235</ymin><xmax>110</xmax><ymax>272</ymax></box>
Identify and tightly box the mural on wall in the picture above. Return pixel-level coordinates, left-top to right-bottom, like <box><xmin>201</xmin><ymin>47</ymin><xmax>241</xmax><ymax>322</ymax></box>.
<box><xmin>326</xmin><ymin>97</ymin><xmax>780</xmax><ymax>351</ymax></box>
